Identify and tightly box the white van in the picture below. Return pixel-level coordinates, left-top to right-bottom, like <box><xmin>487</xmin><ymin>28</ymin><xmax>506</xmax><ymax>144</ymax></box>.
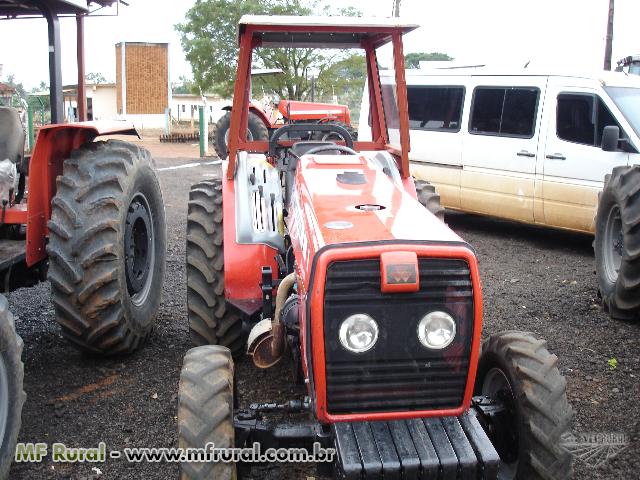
<box><xmin>358</xmin><ymin>69</ymin><xmax>640</xmax><ymax>234</ymax></box>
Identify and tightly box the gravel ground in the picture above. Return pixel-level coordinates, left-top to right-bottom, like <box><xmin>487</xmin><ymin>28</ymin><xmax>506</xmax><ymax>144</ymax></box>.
<box><xmin>8</xmin><ymin>153</ymin><xmax>640</xmax><ymax>479</ymax></box>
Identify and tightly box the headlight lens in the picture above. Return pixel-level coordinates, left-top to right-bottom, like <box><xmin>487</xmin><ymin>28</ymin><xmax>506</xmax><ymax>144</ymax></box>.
<box><xmin>339</xmin><ymin>314</ymin><xmax>379</xmax><ymax>353</ymax></box>
<box><xmin>417</xmin><ymin>311</ymin><xmax>456</xmax><ymax>349</ymax></box>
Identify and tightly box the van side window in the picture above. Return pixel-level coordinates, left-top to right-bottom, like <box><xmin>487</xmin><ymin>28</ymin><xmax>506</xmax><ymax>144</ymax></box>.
<box><xmin>407</xmin><ymin>86</ymin><xmax>464</xmax><ymax>132</ymax></box>
<box><xmin>557</xmin><ymin>93</ymin><xmax>623</xmax><ymax>147</ymax></box>
<box><xmin>470</xmin><ymin>87</ymin><xmax>539</xmax><ymax>138</ymax></box>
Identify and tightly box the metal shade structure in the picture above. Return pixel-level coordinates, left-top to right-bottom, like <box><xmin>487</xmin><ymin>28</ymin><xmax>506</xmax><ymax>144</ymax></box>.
<box><xmin>0</xmin><ymin>1</ymin><xmax>120</xmax><ymax>123</ymax></box>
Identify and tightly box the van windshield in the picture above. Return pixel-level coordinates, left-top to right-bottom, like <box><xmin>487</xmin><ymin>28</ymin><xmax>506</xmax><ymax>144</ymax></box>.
<box><xmin>605</xmin><ymin>86</ymin><xmax>640</xmax><ymax>138</ymax></box>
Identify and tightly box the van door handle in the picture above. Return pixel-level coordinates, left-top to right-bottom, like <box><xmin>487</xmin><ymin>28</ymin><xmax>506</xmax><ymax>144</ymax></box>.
<box><xmin>517</xmin><ymin>150</ymin><xmax>535</xmax><ymax>157</ymax></box>
<box><xmin>545</xmin><ymin>153</ymin><xmax>566</xmax><ymax>160</ymax></box>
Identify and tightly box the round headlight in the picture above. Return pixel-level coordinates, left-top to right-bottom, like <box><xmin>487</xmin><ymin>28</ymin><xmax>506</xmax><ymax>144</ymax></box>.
<box><xmin>417</xmin><ymin>311</ymin><xmax>456</xmax><ymax>349</ymax></box>
<box><xmin>339</xmin><ymin>314</ymin><xmax>379</xmax><ymax>353</ymax></box>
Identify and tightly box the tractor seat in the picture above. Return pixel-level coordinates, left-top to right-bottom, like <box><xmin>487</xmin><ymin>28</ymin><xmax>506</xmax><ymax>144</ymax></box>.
<box><xmin>290</xmin><ymin>141</ymin><xmax>336</xmax><ymax>157</ymax></box>
<box><xmin>0</xmin><ymin>107</ymin><xmax>25</xmax><ymax>166</ymax></box>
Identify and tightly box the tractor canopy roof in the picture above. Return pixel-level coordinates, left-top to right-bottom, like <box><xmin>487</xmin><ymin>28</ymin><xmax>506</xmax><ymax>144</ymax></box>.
<box><xmin>238</xmin><ymin>15</ymin><xmax>418</xmax><ymax>49</ymax></box>
<box><xmin>0</xmin><ymin>0</ymin><xmax>107</xmax><ymax>17</ymax></box>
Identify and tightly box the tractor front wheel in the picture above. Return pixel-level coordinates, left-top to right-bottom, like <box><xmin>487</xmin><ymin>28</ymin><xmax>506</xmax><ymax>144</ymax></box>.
<box><xmin>186</xmin><ymin>180</ymin><xmax>244</xmax><ymax>355</ymax></box>
<box><xmin>211</xmin><ymin>111</ymin><xmax>269</xmax><ymax>160</ymax></box>
<box><xmin>474</xmin><ymin>331</ymin><xmax>572</xmax><ymax>480</ymax></box>
<box><xmin>178</xmin><ymin>345</ymin><xmax>235</xmax><ymax>480</ymax></box>
<box><xmin>0</xmin><ymin>295</ymin><xmax>24</xmax><ymax>480</ymax></box>
<box><xmin>415</xmin><ymin>179</ymin><xmax>445</xmax><ymax>222</ymax></box>
<box><xmin>595</xmin><ymin>165</ymin><xmax>640</xmax><ymax>321</ymax></box>
<box><xmin>48</xmin><ymin>140</ymin><xmax>166</xmax><ymax>355</ymax></box>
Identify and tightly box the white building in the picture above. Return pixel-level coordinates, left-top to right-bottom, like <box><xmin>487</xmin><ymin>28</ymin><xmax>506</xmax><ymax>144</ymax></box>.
<box><xmin>63</xmin><ymin>83</ymin><xmax>118</xmax><ymax>122</ymax></box>
<box><xmin>170</xmin><ymin>93</ymin><xmax>229</xmax><ymax>125</ymax></box>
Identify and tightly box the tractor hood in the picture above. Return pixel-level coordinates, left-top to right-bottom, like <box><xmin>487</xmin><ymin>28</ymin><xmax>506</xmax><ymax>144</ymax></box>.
<box><xmin>291</xmin><ymin>152</ymin><xmax>462</xmax><ymax>250</ymax></box>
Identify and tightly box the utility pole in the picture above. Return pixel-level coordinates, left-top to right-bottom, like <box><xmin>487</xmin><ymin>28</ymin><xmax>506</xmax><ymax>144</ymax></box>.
<box><xmin>392</xmin><ymin>0</ymin><xmax>401</xmax><ymax>17</ymax></box>
<box><xmin>604</xmin><ymin>0</ymin><xmax>614</xmax><ymax>70</ymax></box>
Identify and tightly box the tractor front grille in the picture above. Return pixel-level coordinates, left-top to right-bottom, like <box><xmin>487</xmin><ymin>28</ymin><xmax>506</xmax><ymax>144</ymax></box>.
<box><xmin>323</xmin><ymin>258</ymin><xmax>474</xmax><ymax>415</ymax></box>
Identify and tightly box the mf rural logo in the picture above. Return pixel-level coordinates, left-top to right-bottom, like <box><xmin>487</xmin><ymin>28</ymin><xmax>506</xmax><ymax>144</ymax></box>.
<box><xmin>561</xmin><ymin>432</ymin><xmax>630</xmax><ymax>467</ymax></box>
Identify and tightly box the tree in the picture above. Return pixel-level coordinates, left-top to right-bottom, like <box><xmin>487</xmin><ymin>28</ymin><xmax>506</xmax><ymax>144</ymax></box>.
<box><xmin>4</xmin><ymin>74</ymin><xmax>26</xmax><ymax>98</ymax></box>
<box><xmin>405</xmin><ymin>52</ymin><xmax>453</xmax><ymax>68</ymax></box>
<box><xmin>85</xmin><ymin>72</ymin><xmax>107</xmax><ymax>84</ymax></box>
<box><xmin>315</xmin><ymin>53</ymin><xmax>366</xmax><ymax>113</ymax></box>
<box><xmin>175</xmin><ymin>0</ymin><xmax>361</xmax><ymax>100</ymax></box>
<box><xmin>173</xmin><ymin>75</ymin><xmax>197</xmax><ymax>95</ymax></box>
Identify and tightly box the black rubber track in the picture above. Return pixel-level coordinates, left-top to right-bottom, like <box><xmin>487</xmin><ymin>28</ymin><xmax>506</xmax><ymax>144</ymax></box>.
<box><xmin>47</xmin><ymin>140</ymin><xmax>166</xmax><ymax>355</ymax></box>
<box><xmin>595</xmin><ymin>165</ymin><xmax>640</xmax><ymax>321</ymax></box>
<box><xmin>178</xmin><ymin>345</ymin><xmax>235</xmax><ymax>480</ymax></box>
<box><xmin>476</xmin><ymin>331</ymin><xmax>573</xmax><ymax>480</ymax></box>
<box><xmin>0</xmin><ymin>294</ymin><xmax>24</xmax><ymax>480</ymax></box>
<box><xmin>211</xmin><ymin>111</ymin><xmax>269</xmax><ymax>160</ymax></box>
<box><xmin>415</xmin><ymin>179</ymin><xmax>445</xmax><ymax>222</ymax></box>
<box><xmin>186</xmin><ymin>179</ymin><xmax>245</xmax><ymax>355</ymax></box>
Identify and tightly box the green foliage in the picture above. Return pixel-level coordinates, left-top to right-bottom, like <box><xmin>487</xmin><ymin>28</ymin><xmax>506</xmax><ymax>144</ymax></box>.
<box><xmin>85</xmin><ymin>72</ymin><xmax>107</xmax><ymax>84</ymax></box>
<box><xmin>3</xmin><ymin>74</ymin><xmax>26</xmax><ymax>98</ymax></box>
<box><xmin>173</xmin><ymin>75</ymin><xmax>198</xmax><ymax>95</ymax></box>
<box><xmin>315</xmin><ymin>53</ymin><xmax>366</xmax><ymax>116</ymax></box>
<box><xmin>608</xmin><ymin>358</ymin><xmax>618</xmax><ymax>370</ymax></box>
<box><xmin>176</xmin><ymin>0</ymin><xmax>361</xmax><ymax>100</ymax></box>
<box><xmin>405</xmin><ymin>52</ymin><xmax>453</xmax><ymax>68</ymax></box>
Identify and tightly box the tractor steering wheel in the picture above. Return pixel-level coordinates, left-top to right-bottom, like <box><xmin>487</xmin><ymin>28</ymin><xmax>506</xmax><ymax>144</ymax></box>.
<box><xmin>304</xmin><ymin>145</ymin><xmax>358</xmax><ymax>156</ymax></box>
<box><xmin>269</xmin><ymin>123</ymin><xmax>355</xmax><ymax>158</ymax></box>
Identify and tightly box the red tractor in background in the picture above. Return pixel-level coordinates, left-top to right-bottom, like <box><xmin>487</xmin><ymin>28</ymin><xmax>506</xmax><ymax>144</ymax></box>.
<box><xmin>179</xmin><ymin>15</ymin><xmax>573</xmax><ymax>480</ymax></box>
<box><xmin>211</xmin><ymin>97</ymin><xmax>357</xmax><ymax>160</ymax></box>
<box><xmin>0</xmin><ymin>2</ymin><xmax>166</xmax><ymax>477</ymax></box>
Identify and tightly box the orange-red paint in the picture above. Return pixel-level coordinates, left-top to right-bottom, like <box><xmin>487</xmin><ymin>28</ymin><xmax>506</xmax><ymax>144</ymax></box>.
<box><xmin>380</xmin><ymin>251</ymin><xmax>419</xmax><ymax>293</ymax></box>
<box><xmin>22</xmin><ymin>122</ymin><xmax>136</xmax><ymax>266</ymax></box>
<box><xmin>221</xmin><ymin>163</ymin><xmax>279</xmax><ymax>314</ymax></box>
<box><xmin>308</xmin><ymin>244</ymin><xmax>482</xmax><ymax>424</ymax></box>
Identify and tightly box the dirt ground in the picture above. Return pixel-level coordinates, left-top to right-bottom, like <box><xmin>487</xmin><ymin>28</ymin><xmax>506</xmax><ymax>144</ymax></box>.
<box><xmin>8</xmin><ymin>139</ymin><xmax>639</xmax><ymax>479</ymax></box>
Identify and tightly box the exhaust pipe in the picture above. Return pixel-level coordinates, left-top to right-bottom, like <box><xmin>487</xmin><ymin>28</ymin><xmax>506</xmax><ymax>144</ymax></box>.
<box><xmin>248</xmin><ymin>272</ymin><xmax>297</xmax><ymax>368</ymax></box>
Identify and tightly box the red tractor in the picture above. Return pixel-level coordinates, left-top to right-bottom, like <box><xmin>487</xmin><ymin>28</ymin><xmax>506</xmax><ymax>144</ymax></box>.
<box><xmin>179</xmin><ymin>15</ymin><xmax>573</xmax><ymax>480</ymax></box>
<box><xmin>0</xmin><ymin>2</ymin><xmax>165</xmax><ymax>476</ymax></box>
<box><xmin>211</xmin><ymin>97</ymin><xmax>356</xmax><ymax>160</ymax></box>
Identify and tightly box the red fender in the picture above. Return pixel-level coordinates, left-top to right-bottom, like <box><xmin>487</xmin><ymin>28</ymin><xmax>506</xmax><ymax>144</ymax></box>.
<box><xmin>15</xmin><ymin>122</ymin><xmax>138</xmax><ymax>266</ymax></box>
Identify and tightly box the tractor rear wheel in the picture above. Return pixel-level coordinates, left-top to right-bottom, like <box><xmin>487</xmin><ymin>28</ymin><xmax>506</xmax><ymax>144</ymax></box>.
<box><xmin>475</xmin><ymin>331</ymin><xmax>572</xmax><ymax>480</ymax></box>
<box><xmin>211</xmin><ymin>111</ymin><xmax>269</xmax><ymax>160</ymax></box>
<box><xmin>595</xmin><ymin>165</ymin><xmax>640</xmax><ymax>321</ymax></box>
<box><xmin>48</xmin><ymin>140</ymin><xmax>166</xmax><ymax>355</ymax></box>
<box><xmin>186</xmin><ymin>179</ymin><xmax>245</xmax><ymax>355</ymax></box>
<box><xmin>0</xmin><ymin>295</ymin><xmax>24</xmax><ymax>480</ymax></box>
<box><xmin>178</xmin><ymin>345</ymin><xmax>235</xmax><ymax>480</ymax></box>
<box><xmin>415</xmin><ymin>179</ymin><xmax>445</xmax><ymax>222</ymax></box>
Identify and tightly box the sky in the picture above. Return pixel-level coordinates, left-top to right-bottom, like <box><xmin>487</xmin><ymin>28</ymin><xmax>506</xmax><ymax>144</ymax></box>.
<box><xmin>0</xmin><ymin>0</ymin><xmax>638</xmax><ymax>90</ymax></box>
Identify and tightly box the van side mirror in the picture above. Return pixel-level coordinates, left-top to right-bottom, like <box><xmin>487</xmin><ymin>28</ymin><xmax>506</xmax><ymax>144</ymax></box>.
<box><xmin>601</xmin><ymin>126</ymin><xmax>620</xmax><ymax>152</ymax></box>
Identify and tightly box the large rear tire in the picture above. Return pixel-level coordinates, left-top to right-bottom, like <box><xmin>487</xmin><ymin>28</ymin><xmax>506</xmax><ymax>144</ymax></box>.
<box><xmin>48</xmin><ymin>140</ymin><xmax>166</xmax><ymax>355</ymax></box>
<box><xmin>186</xmin><ymin>180</ymin><xmax>245</xmax><ymax>356</ymax></box>
<box><xmin>211</xmin><ymin>111</ymin><xmax>269</xmax><ymax>160</ymax></box>
<box><xmin>0</xmin><ymin>295</ymin><xmax>24</xmax><ymax>480</ymax></box>
<box><xmin>475</xmin><ymin>331</ymin><xmax>572</xmax><ymax>480</ymax></box>
<box><xmin>594</xmin><ymin>165</ymin><xmax>640</xmax><ymax>321</ymax></box>
<box><xmin>415</xmin><ymin>179</ymin><xmax>445</xmax><ymax>222</ymax></box>
<box><xmin>178</xmin><ymin>345</ymin><xmax>235</xmax><ymax>480</ymax></box>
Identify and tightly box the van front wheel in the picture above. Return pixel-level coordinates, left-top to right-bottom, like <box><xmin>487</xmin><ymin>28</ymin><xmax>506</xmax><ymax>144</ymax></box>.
<box><xmin>594</xmin><ymin>165</ymin><xmax>640</xmax><ymax>321</ymax></box>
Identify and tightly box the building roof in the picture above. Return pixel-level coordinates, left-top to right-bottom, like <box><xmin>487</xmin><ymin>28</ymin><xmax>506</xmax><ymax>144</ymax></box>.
<box><xmin>0</xmin><ymin>82</ymin><xmax>16</xmax><ymax>93</ymax></box>
<box><xmin>238</xmin><ymin>15</ymin><xmax>418</xmax><ymax>49</ymax></box>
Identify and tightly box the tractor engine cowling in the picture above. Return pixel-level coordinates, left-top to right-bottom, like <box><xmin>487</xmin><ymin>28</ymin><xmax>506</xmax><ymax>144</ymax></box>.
<box><xmin>287</xmin><ymin>151</ymin><xmax>483</xmax><ymax>424</ymax></box>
